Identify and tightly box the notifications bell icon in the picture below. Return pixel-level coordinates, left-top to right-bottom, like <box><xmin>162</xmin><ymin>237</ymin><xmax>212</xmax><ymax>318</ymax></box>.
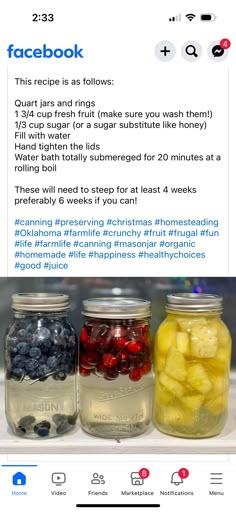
<box><xmin>171</xmin><ymin>472</ymin><xmax>183</xmax><ymax>486</ymax></box>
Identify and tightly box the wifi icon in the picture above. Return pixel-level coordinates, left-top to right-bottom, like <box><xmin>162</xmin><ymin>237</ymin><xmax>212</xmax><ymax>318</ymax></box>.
<box><xmin>186</xmin><ymin>13</ymin><xmax>196</xmax><ymax>21</ymax></box>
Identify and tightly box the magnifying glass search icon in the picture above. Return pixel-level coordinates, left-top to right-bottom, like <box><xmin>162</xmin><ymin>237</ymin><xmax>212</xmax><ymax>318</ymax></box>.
<box><xmin>185</xmin><ymin>44</ymin><xmax>198</xmax><ymax>57</ymax></box>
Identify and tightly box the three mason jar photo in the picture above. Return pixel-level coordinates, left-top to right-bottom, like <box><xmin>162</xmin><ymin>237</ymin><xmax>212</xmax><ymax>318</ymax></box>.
<box><xmin>3</xmin><ymin>291</ymin><xmax>232</xmax><ymax>441</ymax></box>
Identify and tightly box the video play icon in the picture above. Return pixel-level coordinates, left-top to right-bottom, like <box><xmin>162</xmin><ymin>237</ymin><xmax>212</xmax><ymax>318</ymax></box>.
<box><xmin>52</xmin><ymin>473</ymin><xmax>66</xmax><ymax>485</ymax></box>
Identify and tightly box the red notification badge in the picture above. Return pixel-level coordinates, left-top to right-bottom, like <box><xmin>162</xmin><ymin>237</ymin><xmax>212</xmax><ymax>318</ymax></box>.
<box><xmin>178</xmin><ymin>468</ymin><xmax>189</xmax><ymax>479</ymax></box>
<box><xmin>139</xmin><ymin>468</ymin><xmax>150</xmax><ymax>479</ymax></box>
<box><xmin>220</xmin><ymin>38</ymin><xmax>231</xmax><ymax>49</ymax></box>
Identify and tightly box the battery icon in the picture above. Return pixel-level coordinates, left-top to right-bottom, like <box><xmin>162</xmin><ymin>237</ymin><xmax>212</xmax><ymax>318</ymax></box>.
<box><xmin>200</xmin><ymin>14</ymin><xmax>216</xmax><ymax>21</ymax></box>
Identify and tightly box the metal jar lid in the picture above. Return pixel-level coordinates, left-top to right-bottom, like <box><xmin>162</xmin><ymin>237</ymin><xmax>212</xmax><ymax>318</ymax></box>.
<box><xmin>166</xmin><ymin>293</ymin><xmax>223</xmax><ymax>313</ymax></box>
<box><xmin>82</xmin><ymin>297</ymin><xmax>151</xmax><ymax>319</ymax></box>
<box><xmin>12</xmin><ymin>293</ymin><xmax>70</xmax><ymax>312</ymax></box>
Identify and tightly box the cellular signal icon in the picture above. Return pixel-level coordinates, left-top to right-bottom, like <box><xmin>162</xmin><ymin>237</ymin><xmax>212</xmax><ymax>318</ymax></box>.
<box><xmin>169</xmin><ymin>14</ymin><xmax>181</xmax><ymax>22</ymax></box>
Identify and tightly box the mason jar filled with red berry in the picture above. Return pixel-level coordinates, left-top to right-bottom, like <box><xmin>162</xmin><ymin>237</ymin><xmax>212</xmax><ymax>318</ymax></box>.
<box><xmin>79</xmin><ymin>298</ymin><xmax>153</xmax><ymax>438</ymax></box>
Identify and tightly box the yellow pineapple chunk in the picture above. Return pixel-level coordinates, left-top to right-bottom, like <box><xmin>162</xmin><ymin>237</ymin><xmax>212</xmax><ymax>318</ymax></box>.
<box><xmin>156</xmin><ymin>405</ymin><xmax>194</xmax><ymax>427</ymax></box>
<box><xmin>207</xmin><ymin>374</ymin><xmax>228</xmax><ymax>398</ymax></box>
<box><xmin>155</xmin><ymin>381</ymin><xmax>173</xmax><ymax>405</ymax></box>
<box><xmin>208</xmin><ymin>347</ymin><xmax>231</xmax><ymax>373</ymax></box>
<box><xmin>208</xmin><ymin>318</ymin><xmax>231</xmax><ymax>347</ymax></box>
<box><xmin>176</xmin><ymin>332</ymin><xmax>190</xmax><ymax>355</ymax></box>
<box><xmin>165</xmin><ymin>347</ymin><xmax>187</xmax><ymax>382</ymax></box>
<box><xmin>176</xmin><ymin>316</ymin><xmax>207</xmax><ymax>332</ymax></box>
<box><xmin>187</xmin><ymin>364</ymin><xmax>212</xmax><ymax>394</ymax></box>
<box><xmin>204</xmin><ymin>395</ymin><xmax>227</xmax><ymax>415</ymax></box>
<box><xmin>156</xmin><ymin>320</ymin><xmax>177</xmax><ymax>355</ymax></box>
<box><xmin>156</xmin><ymin>356</ymin><xmax>166</xmax><ymax>373</ymax></box>
<box><xmin>159</xmin><ymin>372</ymin><xmax>186</xmax><ymax>398</ymax></box>
<box><xmin>190</xmin><ymin>325</ymin><xmax>218</xmax><ymax>358</ymax></box>
<box><xmin>181</xmin><ymin>394</ymin><xmax>204</xmax><ymax>412</ymax></box>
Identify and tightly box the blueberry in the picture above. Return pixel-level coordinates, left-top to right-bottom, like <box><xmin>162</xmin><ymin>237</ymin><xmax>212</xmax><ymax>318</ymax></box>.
<box><xmin>50</xmin><ymin>344</ymin><xmax>64</xmax><ymax>356</ymax></box>
<box><xmin>47</xmin><ymin>356</ymin><xmax>58</xmax><ymax>369</ymax></box>
<box><xmin>38</xmin><ymin>354</ymin><xmax>47</xmax><ymax>364</ymax></box>
<box><xmin>12</xmin><ymin>368</ymin><xmax>25</xmax><ymax>380</ymax></box>
<box><xmin>50</xmin><ymin>321</ymin><xmax>62</xmax><ymax>334</ymax></box>
<box><xmin>35</xmin><ymin>327</ymin><xmax>51</xmax><ymax>341</ymax></box>
<box><xmin>17</xmin><ymin>329</ymin><xmax>27</xmax><ymax>339</ymax></box>
<box><xmin>34</xmin><ymin>420</ymin><xmax>51</xmax><ymax>437</ymax></box>
<box><xmin>29</xmin><ymin>347</ymin><xmax>41</xmax><ymax>359</ymax></box>
<box><xmin>8</xmin><ymin>336</ymin><xmax>18</xmax><ymax>354</ymax></box>
<box><xmin>56</xmin><ymin>419</ymin><xmax>71</xmax><ymax>434</ymax></box>
<box><xmin>60</xmin><ymin>352</ymin><xmax>71</xmax><ymax>364</ymax></box>
<box><xmin>39</xmin><ymin>420</ymin><xmax>51</xmax><ymax>429</ymax></box>
<box><xmin>67</xmin><ymin>413</ymin><xmax>77</xmax><ymax>425</ymax></box>
<box><xmin>34</xmin><ymin>426</ymin><xmax>49</xmax><ymax>437</ymax></box>
<box><xmin>18</xmin><ymin>415</ymin><xmax>35</xmax><ymax>427</ymax></box>
<box><xmin>68</xmin><ymin>335</ymin><xmax>76</xmax><ymax>349</ymax></box>
<box><xmin>12</xmin><ymin>354</ymin><xmax>25</xmax><ymax>368</ymax></box>
<box><xmin>52</xmin><ymin>414</ymin><xmax>67</xmax><ymax>426</ymax></box>
<box><xmin>61</xmin><ymin>328</ymin><xmax>71</xmax><ymax>341</ymax></box>
<box><xmin>53</xmin><ymin>370</ymin><xmax>67</xmax><ymax>381</ymax></box>
<box><xmin>50</xmin><ymin>333</ymin><xmax>61</xmax><ymax>344</ymax></box>
<box><xmin>25</xmin><ymin>359</ymin><xmax>39</xmax><ymax>373</ymax></box>
<box><xmin>16</xmin><ymin>426</ymin><xmax>26</xmax><ymax>435</ymax></box>
<box><xmin>39</xmin><ymin>340</ymin><xmax>51</xmax><ymax>353</ymax></box>
<box><xmin>64</xmin><ymin>363</ymin><xmax>74</xmax><ymax>374</ymax></box>
<box><xmin>35</xmin><ymin>364</ymin><xmax>50</xmax><ymax>378</ymax></box>
<box><xmin>17</xmin><ymin>342</ymin><xmax>30</xmax><ymax>355</ymax></box>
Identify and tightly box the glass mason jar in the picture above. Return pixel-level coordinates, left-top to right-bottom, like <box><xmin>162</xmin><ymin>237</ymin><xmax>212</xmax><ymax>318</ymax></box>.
<box><xmin>4</xmin><ymin>293</ymin><xmax>79</xmax><ymax>439</ymax></box>
<box><xmin>79</xmin><ymin>298</ymin><xmax>153</xmax><ymax>438</ymax></box>
<box><xmin>153</xmin><ymin>294</ymin><xmax>232</xmax><ymax>438</ymax></box>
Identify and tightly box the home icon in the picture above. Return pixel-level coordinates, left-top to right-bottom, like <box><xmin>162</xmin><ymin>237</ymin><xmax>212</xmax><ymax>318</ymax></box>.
<box><xmin>12</xmin><ymin>472</ymin><xmax>26</xmax><ymax>486</ymax></box>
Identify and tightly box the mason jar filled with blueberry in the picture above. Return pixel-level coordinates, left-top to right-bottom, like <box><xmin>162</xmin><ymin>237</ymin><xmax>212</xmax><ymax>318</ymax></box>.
<box><xmin>4</xmin><ymin>293</ymin><xmax>78</xmax><ymax>438</ymax></box>
<box><xmin>79</xmin><ymin>298</ymin><xmax>153</xmax><ymax>438</ymax></box>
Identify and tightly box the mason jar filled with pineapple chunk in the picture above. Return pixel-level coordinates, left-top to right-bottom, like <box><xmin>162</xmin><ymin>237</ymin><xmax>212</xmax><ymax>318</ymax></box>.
<box><xmin>154</xmin><ymin>294</ymin><xmax>231</xmax><ymax>438</ymax></box>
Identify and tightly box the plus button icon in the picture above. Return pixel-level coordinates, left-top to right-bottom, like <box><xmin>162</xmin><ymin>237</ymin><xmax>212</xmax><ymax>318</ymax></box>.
<box><xmin>160</xmin><ymin>45</ymin><xmax>171</xmax><ymax>56</ymax></box>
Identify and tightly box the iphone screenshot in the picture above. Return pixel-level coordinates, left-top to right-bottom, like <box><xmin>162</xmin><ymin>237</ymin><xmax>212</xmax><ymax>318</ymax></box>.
<box><xmin>0</xmin><ymin>1</ymin><xmax>235</xmax><ymax>510</ymax></box>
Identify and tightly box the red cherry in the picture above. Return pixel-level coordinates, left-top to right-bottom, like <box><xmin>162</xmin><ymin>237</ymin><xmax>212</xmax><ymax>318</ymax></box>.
<box><xmin>129</xmin><ymin>368</ymin><xmax>142</xmax><ymax>381</ymax></box>
<box><xmin>79</xmin><ymin>366</ymin><xmax>91</xmax><ymax>376</ymax></box>
<box><xmin>117</xmin><ymin>360</ymin><xmax>130</xmax><ymax>374</ymax></box>
<box><xmin>140</xmin><ymin>361</ymin><xmax>151</xmax><ymax>375</ymax></box>
<box><xmin>102</xmin><ymin>353</ymin><xmax>117</xmax><ymax>368</ymax></box>
<box><xmin>113</xmin><ymin>337</ymin><xmax>127</xmax><ymax>350</ymax></box>
<box><xmin>83</xmin><ymin>337</ymin><xmax>98</xmax><ymax>351</ymax></box>
<box><xmin>104</xmin><ymin>368</ymin><xmax>119</xmax><ymax>380</ymax></box>
<box><xmin>130</xmin><ymin>354</ymin><xmax>144</xmax><ymax>368</ymax></box>
<box><xmin>86</xmin><ymin>351</ymin><xmax>101</xmax><ymax>366</ymax></box>
<box><xmin>127</xmin><ymin>342</ymin><xmax>143</xmax><ymax>354</ymax></box>
<box><xmin>98</xmin><ymin>337</ymin><xmax>113</xmax><ymax>353</ymax></box>
<box><xmin>80</xmin><ymin>327</ymin><xmax>88</xmax><ymax>343</ymax></box>
<box><xmin>116</xmin><ymin>350</ymin><xmax>130</xmax><ymax>363</ymax></box>
<box><xmin>95</xmin><ymin>363</ymin><xmax>106</xmax><ymax>376</ymax></box>
<box><xmin>80</xmin><ymin>354</ymin><xmax>94</xmax><ymax>369</ymax></box>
